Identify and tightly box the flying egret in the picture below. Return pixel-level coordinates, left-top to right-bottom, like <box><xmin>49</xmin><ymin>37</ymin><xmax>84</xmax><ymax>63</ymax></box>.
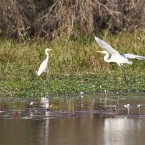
<box><xmin>37</xmin><ymin>48</ymin><xmax>53</xmax><ymax>76</ymax></box>
<box><xmin>95</xmin><ymin>36</ymin><xmax>145</xmax><ymax>66</ymax></box>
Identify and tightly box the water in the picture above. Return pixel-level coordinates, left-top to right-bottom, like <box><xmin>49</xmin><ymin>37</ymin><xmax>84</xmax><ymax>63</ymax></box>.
<box><xmin>0</xmin><ymin>93</ymin><xmax>145</xmax><ymax>145</ymax></box>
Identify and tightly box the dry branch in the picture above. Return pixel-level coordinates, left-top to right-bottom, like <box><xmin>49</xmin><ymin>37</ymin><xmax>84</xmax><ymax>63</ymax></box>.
<box><xmin>0</xmin><ymin>0</ymin><xmax>145</xmax><ymax>41</ymax></box>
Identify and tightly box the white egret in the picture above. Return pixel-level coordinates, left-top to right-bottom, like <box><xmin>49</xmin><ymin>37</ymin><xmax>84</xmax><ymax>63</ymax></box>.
<box><xmin>124</xmin><ymin>104</ymin><xmax>130</xmax><ymax>115</ymax></box>
<box><xmin>40</xmin><ymin>97</ymin><xmax>59</xmax><ymax>110</ymax></box>
<box><xmin>37</xmin><ymin>48</ymin><xmax>53</xmax><ymax>76</ymax></box>
<box><xmin>41</xmin><ymin>97</ymin><xmax>50</xmax><ymax>109</ymax></box>
<box><xmin>95</xmin><ymin>36</ymin><xmax>145</xmax><ymax>66</ymax></box>
<box><xmin>41</xmin><ymin>97</ymin><xmax>49</xmax><ymax>104</ymax></box>
<box><xmin>137</xmin><ymin>104</ymin><xmax>141</xmax><ymax>116</ymax></box>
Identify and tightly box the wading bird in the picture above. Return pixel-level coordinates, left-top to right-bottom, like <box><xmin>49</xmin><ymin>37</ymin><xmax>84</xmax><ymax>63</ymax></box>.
<box><xmin>95</xmin><ymin>36</ymin><xmax>145</xmax><ymax>66</ymax></box>
<box><xmin>29</xmin><ymin>101</ymin><xmax>35</xmax><ymax>108</ymax></box>
<box><xmin>137</xmin><ymin>104</ymin><xmax>141</xmax><ymax>116</ymax></box>
<box><xmin>41</xmin><ymin>97</ymin><xmax>49</xmax><ymax>104</ymax></box>
<box><xmin>37</xmin><ymin>48</ymin><xmax>53</xmax><ymax>76</ymax></box>
<box><xmin>124</xmin><ymin>104</ymin><xmax>130</xmax><ymax>115</ymax></box>
<box><xmin>40</xmin><ymin>97</ymin><xmax>60</xmax><ymax>110</ymax></box>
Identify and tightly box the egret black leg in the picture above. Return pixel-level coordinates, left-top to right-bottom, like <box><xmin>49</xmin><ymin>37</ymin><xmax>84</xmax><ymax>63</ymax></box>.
<box><xmin>121</xmin><ymin>66</ymin><xmax>128</xmax><ymax>84</ymax></box>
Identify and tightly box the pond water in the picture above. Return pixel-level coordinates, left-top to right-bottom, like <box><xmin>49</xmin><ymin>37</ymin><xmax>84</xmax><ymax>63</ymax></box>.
<box><xmin>0</xmin><ymin>92</ymin><xmax>145</xmax><ymax>145</ymax></box>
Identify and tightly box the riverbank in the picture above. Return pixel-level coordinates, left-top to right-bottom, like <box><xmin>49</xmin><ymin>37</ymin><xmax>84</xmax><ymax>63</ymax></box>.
<box><xmin>0</xmin><ymin>31</ymin><xmax>145</xmax><ymax>96</ymax></box>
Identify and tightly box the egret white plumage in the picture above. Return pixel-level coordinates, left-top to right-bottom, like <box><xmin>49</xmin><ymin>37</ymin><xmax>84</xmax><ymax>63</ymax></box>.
<box><xmin>95</xmin><ymin>36</ymin><xmax>145</xmax><ymax>66</ymax></box>
<box><xmin>40</xmin><ymin>97</ymin><xmax>49</xmax><ymax>109</ymax></box>
<box><xmin>40</xmin><ymin>97</ymin><xmax>59</xmax><ymax>110</ymax></box>
<box><xmin>124</xmin><ymin>104</ymin><xmax>130</xmax><ymax>115</ymax></box>
<box><xmin>29</xmin><ymin>101</ymin><xmax>35</xmax><ymax>108</ymax></box>
<box><xmin>80</xmin><ymin>91</ymin><xmax>84</xmax><ymax>98</ymax></box>
<box><xmin>37</xmin><ymin>48</ymin><xmax>53</xmax><ymax>76</ymax></box>
<box><xmin>137</xmin><ymin>104</ymin><xmax>141</xmax><ymax>116</ymax></box>
<box><xmin>41</xmin><ymin>97</ymin><xmax>49</xmax><ymax>104</ymax></box>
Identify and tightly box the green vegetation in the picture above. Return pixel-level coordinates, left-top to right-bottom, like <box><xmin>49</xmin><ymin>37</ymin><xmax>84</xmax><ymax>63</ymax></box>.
<box><xmin>0</xmin><ymin>31</ymin><xmax>145</xmax><ymax>97</ymax></box>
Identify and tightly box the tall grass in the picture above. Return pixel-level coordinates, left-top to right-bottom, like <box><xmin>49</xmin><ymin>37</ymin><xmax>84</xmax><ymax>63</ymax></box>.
<box><xmin>0</xmin><ymin>31</ymin><xmax>145</xmax><ymax>95</ymax></box>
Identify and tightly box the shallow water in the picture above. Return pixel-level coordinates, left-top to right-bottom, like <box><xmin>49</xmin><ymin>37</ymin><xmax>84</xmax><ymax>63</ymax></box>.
<box><xmin>0</xmin><ymin>93</ymin><xmax>145</xmax><ymax>145</ymax></box>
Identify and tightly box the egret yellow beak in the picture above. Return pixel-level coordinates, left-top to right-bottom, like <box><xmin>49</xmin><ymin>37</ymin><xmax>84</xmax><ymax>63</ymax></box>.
<box><xmin>48</xmin><ymin>49</ymin><xmax>53</xmax><ymax>51</ymax></box>
<box><xmin>96</xmin><ymin>51</ymin><xmax>103</xmax><ymax>53</ymax></box>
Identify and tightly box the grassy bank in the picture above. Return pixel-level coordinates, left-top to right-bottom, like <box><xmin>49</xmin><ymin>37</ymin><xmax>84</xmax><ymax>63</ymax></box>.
<box><xmin>0</xmin><ymin>31</ymin><xmax>145</xmax><ymax>97</ymax></box>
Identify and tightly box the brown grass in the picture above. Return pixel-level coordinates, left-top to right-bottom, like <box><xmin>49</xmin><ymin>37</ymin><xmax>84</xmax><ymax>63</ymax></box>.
<box><xmin>0</xmin><ymin>0</ymin><xmax>145</xmax><ymax>42</ymax></box>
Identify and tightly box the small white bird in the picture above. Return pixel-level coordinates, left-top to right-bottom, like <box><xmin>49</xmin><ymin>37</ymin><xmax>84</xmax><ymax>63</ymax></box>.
<box><xmin>124</xmin><ymin>104</ymin><xmax>130</xmax><ymax>108</ymax></box>
<box><xmin>37</xmin><ymin>48</ymin><xmax>53</xmax><ymax>76</ymax></box>
<box><xmin>29</xmin><ymin>101</ymin><xmax>35</xmax><ymax>107</ymax></box>
<box><xmin>95</xmin><ymin>37</ymin><xmax>145</xmax><ymax>67</ymax></box>
<box><xmin>137</xmin><ymin>104</ymin><xmax>142</xmax><ymax>116</ymax></box>
<box><xmin>80</xmin><ymin>92</ymin><xmax>84</xmax><ymax>98</ymax></box>
<box><xmin>41</xmin><ymin>97</ymin><xmax>50</xmax><ymax>109</ymax></box>
<box><xmin>137</xmin><ymin>104</ymin><xmax>141</xmax><ymax>108</ymax></box>
<box><xmin>41</xmin><ymin>97</ymin><xmax>49</xmax><ymax>104</ymax></box>
<box><xmin>124</xmin><ymin>104</ymin><xmax>130</xmax><ymax>115</ymax></box>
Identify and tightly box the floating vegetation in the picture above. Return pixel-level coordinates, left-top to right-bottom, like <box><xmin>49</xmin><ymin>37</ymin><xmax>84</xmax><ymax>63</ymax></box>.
<box><xmin>1</xmin><ymin>93</ymin><xmax>145</xmax><ymax>120</ymax></box>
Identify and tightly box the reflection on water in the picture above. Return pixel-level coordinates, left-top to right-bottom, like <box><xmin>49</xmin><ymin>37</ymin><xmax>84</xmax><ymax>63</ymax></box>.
<box><xmin>104</xmin><ymin>117</ymin><xmax>145</xmax><ymax>145</ymax></box>
<box><xmin>0</xmin><ymin>93</ymin><xmax>145</xmax><ymax>145</ymax></box>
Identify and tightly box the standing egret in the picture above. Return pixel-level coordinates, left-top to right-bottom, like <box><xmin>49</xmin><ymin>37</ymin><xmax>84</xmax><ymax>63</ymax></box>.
<box><xmin>41</xmin><ymin>97</ymin><xmax>50</xmax><ymax>109</ymax></box>
<box><xmin>95</xmin><ymin>36</ymin><xmax>145</xmax><ymax>66</ymax></box>
<box><xmin>37</xmin><ymin>48</ymin><xmax>53</xmax><ymax>76</ymax></box>
<box><xmin>137</xmin><ymin>104</ymin><xmax>141</xmax><ymax>116</ymax></box>
<box><xmin>124</xmin><ymin>104</ymin><xmax>130</xmax><ymax>115</ymax></box>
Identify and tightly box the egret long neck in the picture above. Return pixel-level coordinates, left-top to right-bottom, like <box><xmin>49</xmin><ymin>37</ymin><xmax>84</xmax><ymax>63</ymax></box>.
<box><xmin>45</xmin><ymin>52</ymin><xmax>49</xmax><ymax>61</ymax></box>
<box><xmin>104</xmin><ymin>51</ymin><xmax>111</xmax><ymax>62</ymax></box>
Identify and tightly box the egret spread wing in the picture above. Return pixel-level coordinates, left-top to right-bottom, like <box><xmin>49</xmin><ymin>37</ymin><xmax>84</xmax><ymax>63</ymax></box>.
<box><xmin>95</xmin><ymin>36</ymin><xmax>120</xmax><ymax>55</ymax></box>
<box><xmin>122</xmin><ymin>54</ymin><xmax>145</xmax><ymax>60</ymax></box>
